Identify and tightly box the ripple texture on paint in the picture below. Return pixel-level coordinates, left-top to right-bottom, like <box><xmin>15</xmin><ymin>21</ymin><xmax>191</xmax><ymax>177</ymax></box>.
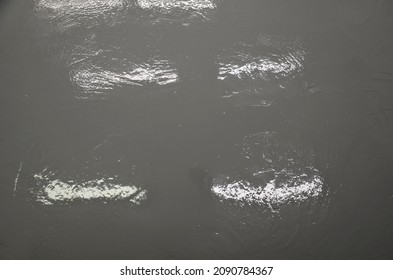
<box><xmin>58</xmin><ymin>37</ymin><xmax>179</xmax><ymax>98</ymax></box>
<box><xmin>218</xmin><ymin>35</ymin><xmax>306</xmax><ymax>107</ymax></box>
<box><xmin>135</xmin><ymin>0</ymin><xmax>218</xmax><ymax>25</ymax></box>
<box><xmin>212</xmin><ymin>170</ymin><xmax>323</xmax><ymax>207</ymax></box>
<box><xmin>137</xmin><ymin>0</ymin><xmax>216</xmax><ymax>11</ymax></box>
<box><xmin>211</xmin><ymin>130</ymin><xmax>324</xmax><ymax>208</ymax></box>
<box><xmin>35</xmin><ymin>0</ymin><xmax>131</xmax><ymax>32</ymax></box>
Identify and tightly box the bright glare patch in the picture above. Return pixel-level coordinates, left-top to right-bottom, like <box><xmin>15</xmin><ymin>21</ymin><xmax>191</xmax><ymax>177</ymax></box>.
<box><xmin>212</xmin><ymin>170</ymin><xmax>323</xmax><ymax>207</ymax></box>
<box><xmin>137</xmin><ymin>0</ymin><xmax>216</xmax><ymax>10</ymax></box>
<box><xmin>35</xmin><ymin>0</ymin><xmax>128</xmax><ymax>17</ymax></box>
<box><xmin>36</xmin><ymin>0</ymin><xmax>126</xmax><ymax>9</ymax></box>
<box><xmin>218</xmin><ymin>51</ymin><xmax>304</xmax><ymax>81</ymax></box>
<box><xmin>70</xmin><ymin>58</ymin><xmax>179</xmax><ymax>97</ymax></box>
<box><xmin>53</xmin><ymin>37</ymin><xmax>179</xmax><ymax>98</ymax></box>
<box><xmin>217</xmin><ymin>36</ymin><xmax>305</xmax><ymax>107</ymax></box>
<box><xmin>33</xmin><ymin>173</ymin><xmax>147</xmax><ymax>205</ymax></box>
<box><xmin>212</xmin><ymin>129</ymin><xmax>324</xmax><ymax>208</ymax></box>
<box><xmin>35</xmin><ymin>0</ymin><xmax>129</xmax><ymax>31</ymax></box>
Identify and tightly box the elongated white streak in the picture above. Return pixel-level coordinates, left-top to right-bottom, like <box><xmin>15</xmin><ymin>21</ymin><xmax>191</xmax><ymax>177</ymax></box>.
<box><xmin>33</xmin><ymin>175</ymin><xmax>147</xmax><ymax>205</ymax></box>
<box><xmin>13</xmin><ymin>161</ymin><xmax>24</xmax><ymax>196</ymax></box>
<box><xmin>13</xmin><ymin>145</ymin><xmax>33</xmax><ymax>197</ymax></box>
<box><xmin>137</xmin><ymin>0</ymin><xmax>216</xmax><ymax>10</ymax></box>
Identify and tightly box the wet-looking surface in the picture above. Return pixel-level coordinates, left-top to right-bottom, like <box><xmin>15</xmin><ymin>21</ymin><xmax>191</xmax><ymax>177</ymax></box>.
<box><xmin>0</xmin><ymin>0</ymin><xmax>393</xmax><ymax>259</ymax></box>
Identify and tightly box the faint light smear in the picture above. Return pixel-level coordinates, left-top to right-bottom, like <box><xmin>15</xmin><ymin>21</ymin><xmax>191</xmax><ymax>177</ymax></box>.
<box><xmin>137</xmin><ymin>0</ymin><xmax>216</xmax><ymax>10</ymax></box>
<box><xmin>33</xmin><ymin>173</ymin><xmax>147</xmax><ymax>205</ymax></box>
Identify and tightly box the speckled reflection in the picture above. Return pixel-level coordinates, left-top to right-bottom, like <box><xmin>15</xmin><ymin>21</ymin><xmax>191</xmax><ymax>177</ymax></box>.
<box><xmin>32</xmin><ymin>168</ymin><xmax>147</xmax><ymax>206</ymax></box>
<box><xmin>218</xmin><ymin>35</ymin><xmax>306</xmax><ymax>107</ymax></box>
<box><xmin>212</xmin><ymin>172</ymin><xmax>323</xmax><ymax>208</ymax></box>
<box><xmin>34</xmin><ymin>0</ymin><xmax>218</xmax><ymax>34</ymax></box>
<box><xmin>44</xmin><ymin>35</ymin><xmax>179</xmax><ymax>98</ymax></box>
<box><xmin>35</xmin><ymin>0</ymin><xmax>131</xmax><ymax>33</ymax></box>
<box><xmin>70</xmin><ymin>57</ymin><xmax>178</xmax><ymax>96</ymax></box>
<box><xmin>137</xmin><ymin>0</ymin><xmax>216</xmax><ymax>10</ymax></box>
<box><xmin>68</xmin><ymin>48</ymin><xmax>179</xmax><ymax>98</ymax></box>
<box><xmin>34</xmin><ymin>0</ymin><xmax>190</xmax><ymax>99</ymax></box>
<box><xmin>136</xmin><ymin>0</ymin><xmax>218</xmax><ymax>25</ymax></box>
<box><xmin>211</xmin><ymin>130</ymin><xmax>324</xmax><ymax>210</ymax></box>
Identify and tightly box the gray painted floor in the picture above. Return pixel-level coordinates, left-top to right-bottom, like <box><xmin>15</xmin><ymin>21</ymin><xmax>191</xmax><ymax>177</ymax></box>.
<box><xmin>0</xmin><ymin>0</ymin><xmax>393</xmax><ymax>259</ymax></box>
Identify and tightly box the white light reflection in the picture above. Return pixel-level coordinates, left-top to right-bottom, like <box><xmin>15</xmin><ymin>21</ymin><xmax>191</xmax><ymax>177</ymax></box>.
<box><xmin>56</xmin><ymin>38</ymin><xmax>179</xmax><ymax>98</ymax></box>
<box><xmin>35</xmin><ymin>0</ymin><xmax>130</xmax><ymax>32</ymax></box>
<box><xmin>218</xmin><ymin>49</ymin><xmax>304</xmax><ymax>82</ymax></box>
<box><xmin>70</xmin><ymin>58</ymin><xmax>179</xmax><ymax>98</ymax></box>
<box><xmin>212</xmin><ymin>170</ymin><xmax>323</xmax><ymax>207</ymax></box>
<box><xmin>36</xmin><ymin>0</ymin><xmax>127</xmax><ymax>11</ymax></box>
<box><xmin>218</xmin><ymin>35</ymin><xmax>306</xmax><ymax>107</ymax></box>
<box><xmin>135</xmin><ymin>0</ymin><xmax>218</xmax><ymax>25</ymax></box>
<box><xmin>137</xmin><ymin>0</ymin><xmax>216</xmax><ymax>11</ymax></box>
<box><xmin>33</xmin><ymin>173</ymin><xmax>147</xmax><ymax>205</ymax></box>
<box><xmin>218</xmin><ymin>55</ymin><xmax>303</xmax><ymax>81</ymax></box>
<box><xmin>211</xmin><ymin>130</ymin><xmax>324</xmax><ymax>209</ymax></box>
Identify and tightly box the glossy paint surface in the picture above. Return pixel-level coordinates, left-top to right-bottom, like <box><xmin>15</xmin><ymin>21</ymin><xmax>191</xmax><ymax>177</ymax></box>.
<box><xmin>1</xmin><ymin>0</ymin><xmax>393</xmax><ymax>259</ymax></box>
